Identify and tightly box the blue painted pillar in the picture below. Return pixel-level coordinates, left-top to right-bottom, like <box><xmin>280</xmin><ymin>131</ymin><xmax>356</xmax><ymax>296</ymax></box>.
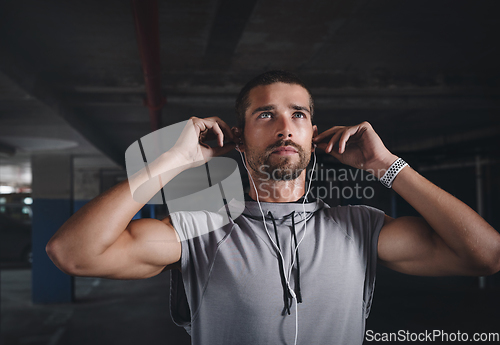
<box><xmin>141</xmin><ymin>204</ymin><xmax>155</xmax><ymax>219</ymax></box>
<box><xmin>31</xmin><ymin>154</ymin><xmax>74</xmax><ymax>303</ymax></box>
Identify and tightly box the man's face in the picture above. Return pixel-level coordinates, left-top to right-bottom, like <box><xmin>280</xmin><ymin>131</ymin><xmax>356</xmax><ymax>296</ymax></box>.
<box><xmin>241</xmin><ymin>82</ymin><xmax>316</xmax><ymax>181</ymax></box>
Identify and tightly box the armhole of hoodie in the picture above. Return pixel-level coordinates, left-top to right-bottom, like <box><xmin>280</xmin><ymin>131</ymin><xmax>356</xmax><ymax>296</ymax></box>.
<box><xmin>169</xmin><ymin>212</ymin><xmax>193</xmax><ymax>335</ymax></box>
<box><xmin>168</xmin><ymin>211</ymin><xmax>235</xmax><ymax>333</ymax></box>
<box><xmin>362</xmin><ymin>206</ymin><xmax>385</xmax><ymax>319</ymax></box>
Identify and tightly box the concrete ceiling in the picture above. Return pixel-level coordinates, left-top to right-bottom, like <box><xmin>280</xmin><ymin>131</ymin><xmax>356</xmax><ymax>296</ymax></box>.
<box><xmin>0</xmin><ymin>0</ymin><xmax>499</xmax><ymax>176</ymax></box>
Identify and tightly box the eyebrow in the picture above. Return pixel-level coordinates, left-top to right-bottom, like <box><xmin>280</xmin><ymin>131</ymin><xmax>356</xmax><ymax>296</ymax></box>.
<box><xmin>251</xmin><ymin>104</ymin><xmax>311</xmax><ymax>116</ymax></box>
<box><xmin>251</xmin><ymin>105</ymin><xmax>275</xmax><ymax>116</ymax></box>
<box><xmin>290</xmin><ymin>104</ymin><xmax>311</xmax><ymax>113</ymax></box>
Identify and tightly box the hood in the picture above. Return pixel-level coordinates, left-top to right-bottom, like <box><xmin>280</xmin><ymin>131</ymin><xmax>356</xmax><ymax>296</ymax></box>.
<box><xmin>242</xmin><ymin>198</ymin><xmax>327</xmax><ymax>226</ymax></box>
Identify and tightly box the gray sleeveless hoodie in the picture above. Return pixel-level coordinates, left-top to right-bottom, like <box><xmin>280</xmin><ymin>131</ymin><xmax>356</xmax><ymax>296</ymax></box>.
<box><xmin>170</xmin><ymin>198</ymin><xmax>384</xmax><ymax>345</ymax></box>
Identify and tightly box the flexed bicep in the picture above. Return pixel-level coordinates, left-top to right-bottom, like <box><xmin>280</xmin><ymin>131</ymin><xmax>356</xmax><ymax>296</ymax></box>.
<box><xmin>377</xmin><ymin>215</ymin><xmax>480</xmax><ymax>276</ymax></box>
<box><xmin>61</xmin><ymin>216</ymin><xmax>182</xmax><ymax>280</ymax></box>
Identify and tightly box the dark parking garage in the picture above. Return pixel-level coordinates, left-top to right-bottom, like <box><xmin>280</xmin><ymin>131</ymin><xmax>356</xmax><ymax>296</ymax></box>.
<box><xmin>1</xmin><ymin>1</ymin><xmax>499</xmax><ymax>344</ymax></box>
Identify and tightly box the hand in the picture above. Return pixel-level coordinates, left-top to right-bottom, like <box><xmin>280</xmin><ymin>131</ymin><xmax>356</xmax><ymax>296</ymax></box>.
<box><xmin>312</xmin><ymin>121</ymin><xmax>397</xmax><ymax>178</ymax></box>
<box><xmin>171</xmin><ymin>117</ymin><xmax>235</xmax><ymax>168</ymax></box>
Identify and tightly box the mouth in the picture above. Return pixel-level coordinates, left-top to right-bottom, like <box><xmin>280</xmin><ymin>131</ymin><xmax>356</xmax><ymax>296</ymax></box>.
<box><xmin>271</xmin><ymin>146</ymin><xmax>298</xmax><ymax>155</ymax></box>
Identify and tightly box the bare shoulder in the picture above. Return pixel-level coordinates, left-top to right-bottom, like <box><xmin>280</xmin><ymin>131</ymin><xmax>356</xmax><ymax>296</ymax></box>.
<box><xmin>378</xmin><ymin>214</ymin><xmax>436</xmax><ymax>265</ymax></box>
<box><xmin>159</xmin><ymin>216</ymin><xmax>182</xmax><ymax>271</ymax></box>
<box><xmin>127</xmin><ymin>215</ymin><xmax>179</xmax><ymax>241</ymax></box>
<box><xmin>125</xmin><ymin>215</ymin><xmax>182</xmax><ymax>271</ymax></box>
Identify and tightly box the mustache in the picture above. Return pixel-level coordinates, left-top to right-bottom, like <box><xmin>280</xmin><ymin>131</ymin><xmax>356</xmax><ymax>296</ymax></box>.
<box><xmin>266</xmin><ymin>140</ymin><xmax>303</xmax><ymax>152</ymax></box>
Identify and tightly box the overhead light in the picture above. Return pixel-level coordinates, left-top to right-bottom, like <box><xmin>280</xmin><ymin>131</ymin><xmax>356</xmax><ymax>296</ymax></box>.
<box><xmin>0</xmin><ymin>136</ymin><xmax>77</xmax><ymax>151</ymax></box>
<box><xmin>0</xmin><ymin>186</ymin><xmax>15</xmax><ymax>194</ymax></box>
<box><xmin>23</xmin><ymin>197</ymin><xmax>33</xmax><ymax>205</ymax></box>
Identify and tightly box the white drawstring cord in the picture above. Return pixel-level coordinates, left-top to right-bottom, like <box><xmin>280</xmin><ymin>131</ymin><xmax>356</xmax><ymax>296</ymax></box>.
<box><xmin>237</xmin><ymin>145</ymin><xmax>316</xmax><ymax>345</ymax></box>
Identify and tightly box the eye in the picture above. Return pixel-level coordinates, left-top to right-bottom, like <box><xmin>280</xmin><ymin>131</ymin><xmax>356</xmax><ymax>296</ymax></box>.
<box><xmin>258</xmin><ymin>112</ymin><xmax>272</xmax><ymax>119</ymax></box>
<box><xmin>293</xmin><ymin>112</ymin><xmax>306</xmax><ymax>118</ymax></box>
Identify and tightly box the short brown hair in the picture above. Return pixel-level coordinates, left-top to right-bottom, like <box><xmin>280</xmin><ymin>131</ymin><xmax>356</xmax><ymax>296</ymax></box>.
<box><xmin>235</xmin><ymin>70</ymin><xmax>314</xmax><ymax>130</ymax></box>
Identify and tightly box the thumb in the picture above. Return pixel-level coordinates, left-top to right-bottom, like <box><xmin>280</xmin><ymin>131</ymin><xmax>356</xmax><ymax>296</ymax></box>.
<box><xmin>210</xmin><ymin>142</ymin><xmax>236</xmax><ymax>157</ymax></box>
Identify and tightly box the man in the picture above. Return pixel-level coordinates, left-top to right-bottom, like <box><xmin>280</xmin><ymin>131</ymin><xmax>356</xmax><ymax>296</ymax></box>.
<box><xmin>46</xmin><ymin>71</ymin><xmax>500</xmax><ymax>345</ymax></box>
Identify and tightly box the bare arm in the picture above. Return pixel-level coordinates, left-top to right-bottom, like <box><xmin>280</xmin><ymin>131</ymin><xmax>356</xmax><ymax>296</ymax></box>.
<box><xmin>46</xmin><ymin>173</ymin><xmax>182</xmax><ymax>280</ymax></box>
<box><xmin>378</xmin><ymin>167</ymin><xmax>500</xmax><ymax>276</ymax></box>
<box><xmin>46</xmin><ymin>117</ymin><xmax>235</xmax><ymax>279</ymax></box>
<box><xmin>314</xmin><ymin>122</ymin><xmax>500</xmax><ymax>276</ymax></box>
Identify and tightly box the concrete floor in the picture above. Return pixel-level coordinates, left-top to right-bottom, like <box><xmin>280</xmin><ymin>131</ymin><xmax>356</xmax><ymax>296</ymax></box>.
<box><xmin>1</xmin><ymin>267</ymin><xmax>190</xmax><ymax>345</ymax></box>
<box><xmin>2</xmin><ymin>265</ymin><xmax>499</xmax><ymax>345</ymax></box>
<box><xmin>366</xmin><ymin>266</ymin><xmax>500</xmax><ymax>344</ymax></box>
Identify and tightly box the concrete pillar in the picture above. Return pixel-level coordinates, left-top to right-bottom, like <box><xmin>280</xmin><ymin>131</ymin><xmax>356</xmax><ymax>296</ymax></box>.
<box><xmin>31</xmin><ymin>154</ymin><xmax>74</xmax><ymax>303</ymax></box>
<box><xmin>73</xmin><ymin>168</ymin><xmax>100</xmax><ymax>213</ymax></box>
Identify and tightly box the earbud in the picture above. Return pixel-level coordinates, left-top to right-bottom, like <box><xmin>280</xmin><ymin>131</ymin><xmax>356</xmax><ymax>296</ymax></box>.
<box><xmin>312</xmin><ymin>142</ymin><xmax>317</xmax><ymax>149</ymax></box>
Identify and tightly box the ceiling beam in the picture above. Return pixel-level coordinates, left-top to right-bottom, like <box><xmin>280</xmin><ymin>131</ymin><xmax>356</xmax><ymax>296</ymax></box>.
<box><xmin>202</xmin><ymin>0</ymin><xmax>258</xmax><ymax>69</ymax></box>
<box><xmin>0</xmin><ymin>37</ymin><xmax>125</xmax><ymax>167</ymax></box>
<box><xmin>55</xmin><ymin>70</ymin><xmax>500</xmax><ymax>91</ymax></box>
<box><xmin>390</xmin><ymin>126</ymin><xmax>500</xmax><ymax>153</ymax></box>
<box><xmin>62</xmin><ymin>91</ymin><xmax>500</xmax><ymax>110</ymax></box>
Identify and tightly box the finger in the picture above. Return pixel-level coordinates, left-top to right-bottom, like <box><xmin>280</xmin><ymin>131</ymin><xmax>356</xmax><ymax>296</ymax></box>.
<box><xmin>199</xmin><ymin>117</ymin><xmax>234</xmax><ymax>147</ymax></box>
<box><xmin>313</xmin><ymin>126</ymin><xmax>345</xmax><ymax>143</ymax></box>
<box><xmin>326</xmin><ymin>129</ymin><xmax>345</xmax><ymax>153</ymax></box>
<box><xmin>211</xmin><ymin>122</ymin><xmax>224</xmax><ymax>147</ymax></box>
<box><xmin>316</xmin><ymin>142</ymin><xmax>328</xmax><ymax>152</ymax></box>
<box><xmin>338</xmin><ymin>125</ymin><xmax>360</xmax><ymax>154</ymax></box>
<box><xmin>213</xmin><ymin>118</ymin><xmax>234</xmax><ymax>142</ymax></box>
<box><xmin>192</xmin><ymin>117</ymin><xmax>208</xmax><ymax>136</ymax></box>
<box><xmin>313</xmin><ymin>127</ymin><xmax>344</xmax><ymax>143</ymax></box>
<box><xmin>195</xmin><ymin>118</ymin><xmax>221</xmax><ymax>143</ymax></box>
<box><xmin>327</xmin><ymin>147</ymin><xmax>343</xmax><ymax>161</ymax></box>
<box><xmin>316</xmin><ymin>142</ymin><xmax>342</xmax><ymax>161</ymax></box>
<box><xmin>210</xmin><ymin>142</ymin><xmax>236</xmax><ymax>158</ymax></box>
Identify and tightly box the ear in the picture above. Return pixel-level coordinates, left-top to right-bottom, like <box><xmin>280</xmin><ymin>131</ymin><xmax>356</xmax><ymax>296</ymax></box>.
<box><xmin>232</xmin><ymin>127</ymin><xmax>245</xmax><ymax>152</ymax></box>
<box><xmin>312</xmin><ymin>125</ymin><xmax>318</xmax><ymax>137</ymax></box>
<box><xmin>311</xmin><ymin>125</ymin><xmax>318</xmax><ymax>152</ymax></box>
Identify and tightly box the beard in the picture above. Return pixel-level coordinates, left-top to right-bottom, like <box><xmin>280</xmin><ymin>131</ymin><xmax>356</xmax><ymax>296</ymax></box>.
<box><xmin>246</xmin><ymin>140</ymin><xmax>311</xmax><ymax>181</ymax></box>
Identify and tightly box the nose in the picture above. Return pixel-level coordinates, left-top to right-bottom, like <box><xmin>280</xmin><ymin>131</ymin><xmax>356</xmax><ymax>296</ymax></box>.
<box><xmin>276</xmin><ymin>116</ymin><xmax>293</xmax><ymax>139</ymax></box>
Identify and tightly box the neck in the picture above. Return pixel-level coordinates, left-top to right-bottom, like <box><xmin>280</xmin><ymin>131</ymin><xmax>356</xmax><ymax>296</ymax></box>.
<box><xmin>247</xmin><ymin>170</ymin><xmax>307</xmax><ymax>203</ymax></box>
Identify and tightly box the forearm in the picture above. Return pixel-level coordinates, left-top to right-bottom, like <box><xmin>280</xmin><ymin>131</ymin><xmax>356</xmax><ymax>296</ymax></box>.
<box><xmin>47</xmin><ymin>150</ymin><xmax>189</xmax><ymax>263</ymax></box>
<box><xmin>391</xmin><ymin>165</ymin><xmax>500</xmax><ymax>272</ymax></box>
